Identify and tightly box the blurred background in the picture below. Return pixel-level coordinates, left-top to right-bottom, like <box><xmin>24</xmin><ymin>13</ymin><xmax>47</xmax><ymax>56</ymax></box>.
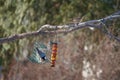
<box><xmin>0</xmin><ymin>0</ymin><xmax>120</xmax><ymax>80</ymax></box>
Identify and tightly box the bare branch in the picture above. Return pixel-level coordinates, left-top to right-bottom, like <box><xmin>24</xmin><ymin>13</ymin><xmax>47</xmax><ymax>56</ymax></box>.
<box><xmin>0</xmin><ymin>11</ymin><xmax>120</xmax><ymax>44</ymax></box>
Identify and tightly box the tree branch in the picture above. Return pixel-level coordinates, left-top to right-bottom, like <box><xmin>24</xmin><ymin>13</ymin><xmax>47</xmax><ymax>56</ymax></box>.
<box><xmin>0</xmin><ymin>11</ymin><xmax>120</xmax><ymax>44</ymax></box>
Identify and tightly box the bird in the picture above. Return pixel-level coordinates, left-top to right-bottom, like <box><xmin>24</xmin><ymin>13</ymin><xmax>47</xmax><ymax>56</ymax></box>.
<box><xmin>36</xmin><ymin>47</ymin><xmax>47</xmax><ymax>61</ymax></box>
<box><xmin>67</xmin><ymin>16</ymin><xmax>85</xmax><ymax>28</ymax></box>
<box><xmin>69</xmin><ymin>16</ymin><xmax>85</xmax><ymax>23</ymax></box>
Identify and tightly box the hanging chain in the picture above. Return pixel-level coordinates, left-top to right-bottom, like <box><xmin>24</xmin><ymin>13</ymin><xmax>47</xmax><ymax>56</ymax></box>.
<box><xmin>54</xmin><ymin>26</ymin><xmax>58</xmax><ymax>42</ymax></box>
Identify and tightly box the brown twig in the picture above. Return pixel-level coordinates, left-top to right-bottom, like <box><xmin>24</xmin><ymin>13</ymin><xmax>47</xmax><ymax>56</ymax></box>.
<box><xmin>0</xmin><ymin>11</ymin><xmax>120</xmax><ymax>44</ymax></box>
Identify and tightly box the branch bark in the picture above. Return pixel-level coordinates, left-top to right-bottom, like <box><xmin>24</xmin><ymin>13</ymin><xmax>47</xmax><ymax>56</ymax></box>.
<box><xmin>0</xmin><ymin>11</ymin><xmax>120</xmax><ymax>44</ymax></box>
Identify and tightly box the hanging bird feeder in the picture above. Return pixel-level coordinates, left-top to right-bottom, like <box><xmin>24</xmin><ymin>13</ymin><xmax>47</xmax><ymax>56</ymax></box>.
<box><xmin>28</xmin><ymin>26</ymin><xmax>58</xmax><ymax>67</ymax></box>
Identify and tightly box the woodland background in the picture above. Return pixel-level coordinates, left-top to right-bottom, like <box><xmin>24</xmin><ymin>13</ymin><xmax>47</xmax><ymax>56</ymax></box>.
<box><xmin>0</xmin><ymin>0</ymin><xmax>120</xmax><ymax>80</ymax></box>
